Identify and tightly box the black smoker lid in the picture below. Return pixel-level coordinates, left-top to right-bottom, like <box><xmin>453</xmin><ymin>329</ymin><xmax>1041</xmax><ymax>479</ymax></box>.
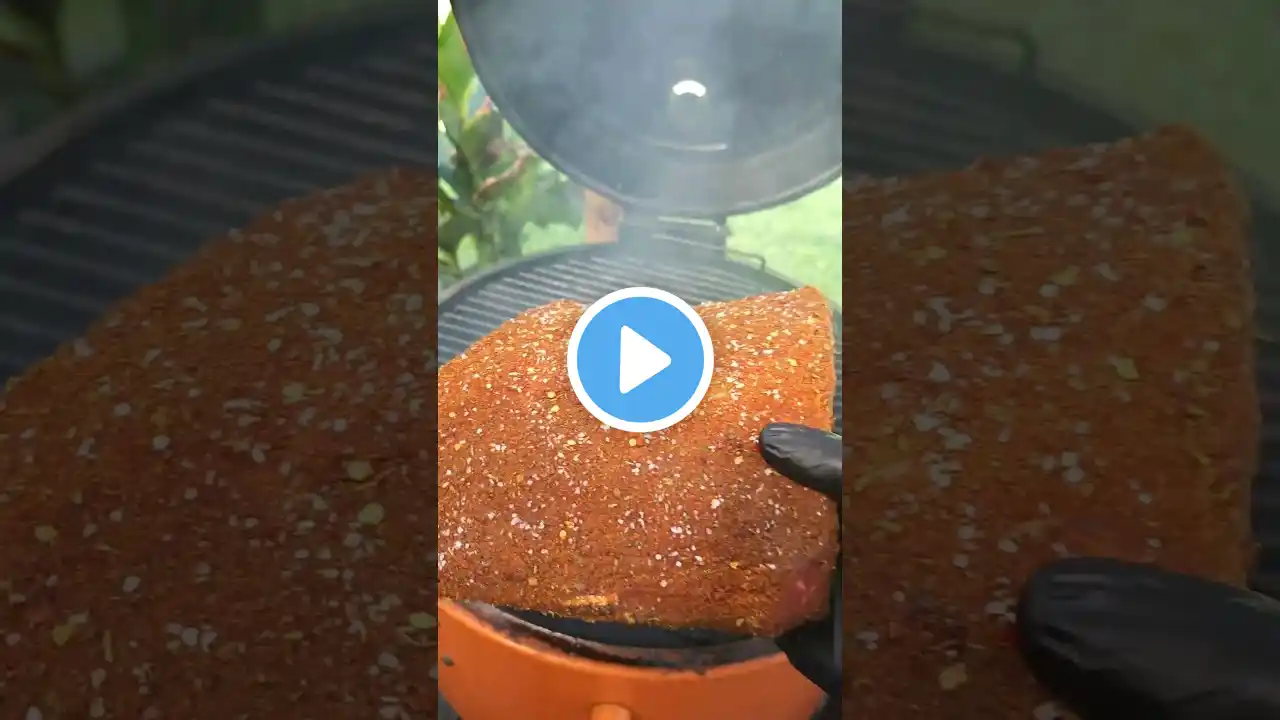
<box><xmin>451</xmin><ymin>0</ymin><xmax>841</xmax><ymax>218</ymax></box>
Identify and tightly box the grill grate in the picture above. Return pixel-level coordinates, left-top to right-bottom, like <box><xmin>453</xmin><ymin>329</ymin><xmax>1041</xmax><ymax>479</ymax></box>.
<box><xmin>0</xmin><ymin>4</ymin><xmax>434</xmax><ymax>380</ymax></box>
<box><xmin>438</xmin><ymin>245</ymin><xmax>846</xmax><ymax>433</ymax></box>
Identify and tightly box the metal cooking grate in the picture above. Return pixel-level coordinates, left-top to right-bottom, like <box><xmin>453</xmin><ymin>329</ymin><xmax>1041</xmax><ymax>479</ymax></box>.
<box><xmin>0</xmin><ymin>4</ymin><xmax>434</xmax><ymax>380</ymax></box>
<box><xmin>437</xmin><ymin>245</ymin><xmax>846</xmax><ymax>432</ymax></box>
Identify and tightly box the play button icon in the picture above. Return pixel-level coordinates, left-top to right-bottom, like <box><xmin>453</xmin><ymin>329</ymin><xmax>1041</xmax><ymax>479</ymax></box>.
<box><xmin>618</xmin><ymin>326</ymin><xmax>671</xmax><ymax>395</ymax></box>
<box><xmin>567</xmin><ymin>287</ymin><xmax>715</xmax><ymax>433</ymax></box>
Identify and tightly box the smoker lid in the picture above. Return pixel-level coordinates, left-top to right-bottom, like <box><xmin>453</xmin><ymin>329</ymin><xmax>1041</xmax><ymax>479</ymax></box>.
<box><xmin>451</xmin><ymin>0</ymin><xmax>841</xmax><ymax>218</ymax></box>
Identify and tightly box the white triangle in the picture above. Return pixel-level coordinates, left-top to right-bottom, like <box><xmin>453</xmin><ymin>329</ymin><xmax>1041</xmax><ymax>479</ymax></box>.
<box><xmin>618</xmin><ymin>325</ymin><xmax>671</xmax><ymax>395</ymax></box>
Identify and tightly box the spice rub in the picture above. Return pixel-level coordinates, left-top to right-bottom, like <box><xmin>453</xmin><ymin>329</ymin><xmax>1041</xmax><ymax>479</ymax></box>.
<box><xmin>842</xmin><ymin>126</ymin><xmax>1256</xmax><ymax>718</ymax></box>
<box><xmin>0</xmin><ymin>170</ymin><xmax>440</xmax><ymax>719</ymax></box>
<box><xmin>437</xmin><ymin>287</ymin><xmax>839</xmax><ymax>636</ymax></box>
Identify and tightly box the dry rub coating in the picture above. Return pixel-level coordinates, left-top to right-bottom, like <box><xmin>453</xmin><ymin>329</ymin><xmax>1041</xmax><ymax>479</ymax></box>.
<box><xmin>437</xmin><ymin>287</ymin><xmax>838</xmax><ymax>636</ymax></box>
<box><xmin>842</xmin><ymin>125</ymin><xmax>1256</xmax><ymax>718</ymax></box>
<box><xmin>0</xmin><ymin>170</ymin><xmax>439</xmax><ymax>719</ymax></box>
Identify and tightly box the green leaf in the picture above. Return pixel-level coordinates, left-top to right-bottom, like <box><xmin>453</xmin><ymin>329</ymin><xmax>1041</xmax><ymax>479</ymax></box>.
<box><xmin>436</xmin><ymin>12</ymin><xmax>473</xmax><ymax>123</ymax></box>
<box><xmin>1</xmin><ymin>0</ymin><xmax>61</xmax><ymax>49</ymax></box>
<box><xmin>457</xmin><ymin>108</ymin><xmax>504</xmax><ymax>175</ymax></box>
<box><xmin>437</xmin><ymin>96</ymin><xmax>465</xmax><ymax>150</ymax></box>
<box><xmin>437</xmin><ymin>213</ymin><xmax>479</xmax><ymax>255</ymax></box>
<box><xmin>265</xmin><ymin>0</ymin><xmax>356</xmax><ymax>31</ymax></box>
<box><xmin>3</xmin><ymin>0</ymin><xmax>59</xmax><ymax>27</ymax></box>
<box><xmin>436</xmin><ymin>183</ymin><xmax>458</xmax><ymax>218</ymax></box>
<box><xmin>449</xmin><ymin>149</ymin><xmax>478</xmax><ymax>203</ymax></box>
<box><xmin>187</xmin><ymin>0</ymin><xmax>263</xmax><ymax>43</ymax></box>
<box><xmin>57</xmin><ymin>0</ymin><xmax>127</xmax><ymax>81</ymax></box>
<box><xmin>497</xmin><ymin>216</ymin><xmax>528</xmax><ymax>258</ymax></box>
<box><xmin>434</xmin><ymin>8</ymin><xmax>584</xmax><ymax>272</ymax></box>
<box><xmin>473</xmin><ymin>214</ymin><xmax>503</xmax><ymax>266</ymax></box>
<box><xmin>0</xmin><ymin>0</ymin><xmax>79</xmax><ymax>103</ymax></box>
<box><xmin>437</xmin><ymin>126</ymin><xmax>455</xmax><ymax>169</ymax></box>
<box><xmin>0</xmin><ymin>12</ymin><xmax>38</xmax><ymax>56</ymax></box>
<box><xmin>525</xmin><ymin>173</ymin><xmax>579</xmax><ymax>228</ymax></box>
<box><xmin>437</xmin><ymin>246</ymin><xmax>460</xmax><ymax>273</ymax></box>
<box><xmin>116</xmin><ymin>0</ymin><xmax>177</xmax><ymax>65</ymax></box>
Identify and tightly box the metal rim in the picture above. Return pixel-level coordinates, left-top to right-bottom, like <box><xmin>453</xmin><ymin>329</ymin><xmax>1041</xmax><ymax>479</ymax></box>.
<box><xmin>438</xmin><ymin>244</ymin><xmax>602</xmax><ymax>306</ymax></box>
<box><xmin>461</xmin><ymin>602</ymin><xmax>780</xmax><ymax>670</ymax></box>
<box><xmin>438</xmin><ymin>244</ymin><xmax>843</xmax><ymax>324</ymax></box>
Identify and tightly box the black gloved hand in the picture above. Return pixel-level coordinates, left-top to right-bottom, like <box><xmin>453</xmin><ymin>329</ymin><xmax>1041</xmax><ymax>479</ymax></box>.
<box><xmin>758</xmin><ymin>423</ymin><xmax>842</xmax><ymax>716</ymax></box>
<box><xmin>1017</xmin><ymin>557</ymin><xmax>1280</xmax><ymax>720</ymax></box>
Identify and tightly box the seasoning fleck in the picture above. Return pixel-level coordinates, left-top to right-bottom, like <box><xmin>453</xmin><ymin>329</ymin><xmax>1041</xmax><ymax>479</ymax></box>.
<box><xmin>282</xmin><ymin>383</ymin><xmax>306</xmax><ymax>404</ymax></box>
<box><xmin>1050</xmin><ymin>266</ymin><xmax>1080</xmax><ymax>286</ymax></box>
<box><xmin>409</xmin><ymin>612</ymin><xmax>438</xmax><ymax>630</ymax></box>
<box><xmin>938</xmin><ymin>663</ymin><xmax>968</xmax><ymax>690</ymax></box>
<box><xmin>358</xmin><ymin>502</ymin><xmax>386</xmax><ymax>526</ymax></box>
<box><xmin>1109</xmin><ymin>357</ymin><xmax>1140</xmax><ymax>380</ymax></box>
<box><xmin>345</xmin><ymin>460</ymin><xmax>375</xmax><ymax>482</ymax></box>
<box><xmin>928</xmin><ymin>362</ymin><xmax>951</xmax><ymax>383</ymax></box>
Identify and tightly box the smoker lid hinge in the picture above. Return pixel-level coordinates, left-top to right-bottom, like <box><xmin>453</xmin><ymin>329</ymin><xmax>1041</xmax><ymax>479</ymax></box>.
<box><xmin>618</xmin><ymin>215</ymin><xmax>728</xmax><ymax>248</ymax></box>
<box><xmin>615</xmin><ymin>215</ymin><xmax>771</xmax><ymax>271</ymax></box>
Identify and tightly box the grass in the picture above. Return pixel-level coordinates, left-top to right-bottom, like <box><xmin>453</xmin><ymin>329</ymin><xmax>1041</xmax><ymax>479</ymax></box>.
<box><xmin>728</xmin><ymin>179</ymin><xmax>842</xmax><ymax>305</ymax></box>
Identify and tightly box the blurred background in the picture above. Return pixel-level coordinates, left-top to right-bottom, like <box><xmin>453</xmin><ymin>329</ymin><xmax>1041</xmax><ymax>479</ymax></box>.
<box><xmin>0</xmin><ymin>0</ymin><xmax>393</xmax><ymax>130</ymax></box>
<box><xmin>0</xmin><ymin>0</ymin><xmax>1276</xmax><ymax>304</ymax></box>
<box><xmin>0</xmin><ymin>0</ymin><xmax>842</xmax><ymax>301</ymax></box>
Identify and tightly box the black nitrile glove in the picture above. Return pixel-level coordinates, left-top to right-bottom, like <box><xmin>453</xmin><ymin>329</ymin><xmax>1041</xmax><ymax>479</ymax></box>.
<box><xmin>1017</xmin><ymin>557</ymin><xmax>1280</xmax><ymax>720</ymax></box>
<box><xmin>759</xmin><ymin>423</ymin><xmax>842</xmax><ymax>717</ymax></box>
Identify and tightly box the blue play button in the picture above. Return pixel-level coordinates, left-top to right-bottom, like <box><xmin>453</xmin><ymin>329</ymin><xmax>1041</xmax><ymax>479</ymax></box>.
<box><xmin>567</xmin><ymin>287</ymin><xmax>715</xmax><ymax>433</ymax></box>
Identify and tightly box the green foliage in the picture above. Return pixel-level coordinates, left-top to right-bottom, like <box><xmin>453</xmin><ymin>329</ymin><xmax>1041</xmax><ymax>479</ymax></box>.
<box><xmin>0</xmin><ymin>0</ymin><xmax>72</xmax><ymax>122</ymax></box>
<box><xmin>0</xmin><ymin>0</ymin><xmax>333</xmax><ymax>133</ymax></box>
<box><xmin>436</xmin><ymin>11</ymin><xmax>580</xmax><ymax>285</ymax></box>
<box><xmin>0</xmin><ymin>0</ymin><xmax>270</xmax><ymax>109</ymax></box>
